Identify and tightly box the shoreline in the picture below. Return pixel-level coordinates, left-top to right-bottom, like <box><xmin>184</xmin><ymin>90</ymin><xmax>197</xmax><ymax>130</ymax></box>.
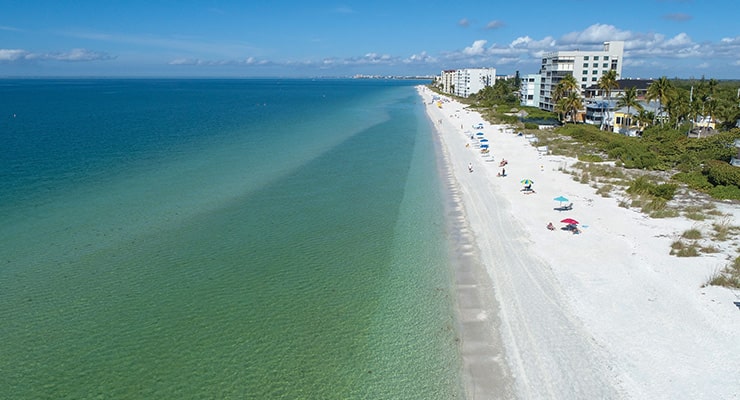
<box><xmin>418</xmin><ymin>86</ymin><xmax>740</xmax><ymax>399</ymax></box>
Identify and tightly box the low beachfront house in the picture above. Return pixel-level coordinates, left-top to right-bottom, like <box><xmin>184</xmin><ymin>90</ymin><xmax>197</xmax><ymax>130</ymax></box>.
<box><xmin>599</xmin><ymin>101</ymin><xmax>658</xmax><ymax>136</ymax></box>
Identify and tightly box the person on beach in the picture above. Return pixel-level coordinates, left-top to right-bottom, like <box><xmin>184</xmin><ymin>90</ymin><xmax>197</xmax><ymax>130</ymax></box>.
<box><xmin>468</xmin><ymin>163</ymin><xmax>473</xmax><ymax>173</ymax></box>
<box><xmin>547</xmin><ymin>222</ymin><xmax>555</xmax><ymax>231</ymax></box>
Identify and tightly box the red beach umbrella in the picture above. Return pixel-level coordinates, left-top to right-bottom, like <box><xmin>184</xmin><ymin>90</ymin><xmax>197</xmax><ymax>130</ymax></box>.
<box><xmin>560</xmin><ymin>218</ymin><xmax>579</xmax><ymax>225</ymax></box>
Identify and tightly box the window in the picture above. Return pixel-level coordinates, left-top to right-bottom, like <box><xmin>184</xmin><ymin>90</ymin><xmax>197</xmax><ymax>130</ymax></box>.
<box><xmin>604</xmin><ymin>56</ymin><xmax>609</xmax><ymax>61</ymax></box>
<box><xmin>582</xmin><ymin>77</ymin><xmax>588</xmax><ymax>82</ymax></box>
<box><xmin>583</xmin><ymin>70</ymin><xmax>588</xmax><ymax>75</ymax></box>
<box><xmin>594</xmin><ymin>56</ymin><xmax>599</xmax><ymax>60</ymax></box>
<box><xmin>593</xmin><ymin>63</ymin><xmax>598</xmax><ymax>68</ymax></box>
<box><xmin>602</xmin><ymin>71</ymin><xmax>608</xmax><ymax>75</ymax></box>
<box><xmin>581</xmin><ymin>84</ymin><xmax>587</xmax><ymax>89</ymax></box>
<box><xmin>603</xmin><ymin>63</ymin><xmax>609</xmax><ymax>68</ymax></box>
<box><xmin>584</xmin><ymin>56</ymin><xmax>589</xmax><ymax>60</ymax></box>
<box><xmin>593</xmin><ymin>70</ymin><xmax>598</xmax><ymax>75</ymax></box>
<box><xmin>583</xmin><ymin>63</ymin><xmax>589</xmax><ymax>68</ymax></box>
<box><xmin>592</xmin><ymin>77</ymin><xmax>597</xmax><ymax>81</ymax></box>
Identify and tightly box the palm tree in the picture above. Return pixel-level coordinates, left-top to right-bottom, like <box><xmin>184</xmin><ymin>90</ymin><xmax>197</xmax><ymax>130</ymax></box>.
<box><xmin>553</xmin><ymin>74</ymin><xmax>580</xmax><ymax>101</ymax></box>
<box><xmin>553</xmin><ymin>74</ymin><xmax>580</xmax><ymax>123</ymax></box>
<box><xmin>616</xmin><ymin>87</ymin><xmax>643</xmax><ymax>134</ymax></box>
<box><xmin>597</xmin><ymin>70</ymin><xmax>619</xmax><ymax>130</ymax></box>
<box><xmin>561</xmin><ymin>91</ymin><xmax>583</xmax><ymax>124</ymax></box>
<box><xmin>646</xmin><ymin>76</ymin><xmax>674</xmax><ymax>126</ymax></box>
<box><xmin>666</xmin><ymin>92</ymin><xmax>690</xmax><ymax>129</ymax></box>
<box><xmin>554</xmin><ymin>98</ymin><xmax>567</xmax><ymax>123</ymax></box>
<box><xmin>636</xmin><ymin>109</ymin><xmax>655</xmax><ymax>132</ymax></box>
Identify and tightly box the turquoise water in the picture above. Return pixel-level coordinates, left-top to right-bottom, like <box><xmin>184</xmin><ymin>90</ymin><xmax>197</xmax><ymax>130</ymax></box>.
<box><xmin>0</xmin><ymin>79</ymin><xmax>464</xmax><ymax>398</ymax></box>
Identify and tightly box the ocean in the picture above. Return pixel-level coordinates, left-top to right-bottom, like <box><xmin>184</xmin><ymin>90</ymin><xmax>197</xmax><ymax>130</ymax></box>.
<box><xmin>0</xmin><ymin>79</ymin><xmax>464</xmax><ymax>399</ymax></box>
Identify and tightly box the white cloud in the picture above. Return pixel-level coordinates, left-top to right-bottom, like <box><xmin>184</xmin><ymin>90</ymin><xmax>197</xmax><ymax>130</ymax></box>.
<box><xmin>560</xmin><ymin>24</ymin><xmax>632</xmax><ymax>44</ymax></box>
<box><xmin>664</xmin><ymin>32</ymin><xmax>693</xmax><ymax>47</ymax></box>
<box><xmin>486</xmin><ymin>20</ymin><xmax>505</xmax><ymax>30</ymax></box>
<box><xmin>0</xmin><ymin>48</ymin><xmax>113</xmax><ymax>62</ymax></box>
<box><xmin>49</xmin><ymin>48</ymin><xmax>115</xmax><ymax>61</ymax></box>
<box><xmin>404</xmin><ymin>51</ymin><xmax>435</xmax><ymax>64</ymax></box>
<box><xmin>509</xmin><ymin>36</ymin><xmax>556</xmax><ymax>50</ymax></box>
<box><xmin>0</xmin><ymin>49</ymin><xmax>29</xmax><ymax>61</ymax></box>
<box><xmin>463</xmin><ymin>40</ymin><xmax>488</xmax><ymax>56</ymax></box>
<box><xmin>168</xmin><ymin>57</ymin><xmax>270</xmax><ymax>66</ymax></box>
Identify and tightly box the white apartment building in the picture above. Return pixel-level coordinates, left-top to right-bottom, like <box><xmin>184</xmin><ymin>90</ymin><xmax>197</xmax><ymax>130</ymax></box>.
<box><xmin>440</xmin><ymin>69</ymin><xmax>456</xmax><ymax>94</ymax></box>
<box><xmin>439</xmin><ymin>68</ymin><xmax>496</xmax><ymax>98</ymax></box>
<box><xmin>454</xmin><ymin>68</ymin><xmax>496</xmax><ymax>98</ymax></box>
<box><xmin>538</xmin><ymin>41</ymin><xmax>624</xmax><ymax>112</ymax></box>
<box><xmin>519</xmin><ymin>73</ymin><xmax>541</xmax><ymax>107</ymax></box>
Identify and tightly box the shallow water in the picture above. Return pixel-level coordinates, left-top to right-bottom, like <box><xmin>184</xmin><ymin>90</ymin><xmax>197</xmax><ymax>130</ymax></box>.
<box><xmin>0</xmin><ymin>79</ymin><xmax>464</xmax><ymax>398</ymax></box>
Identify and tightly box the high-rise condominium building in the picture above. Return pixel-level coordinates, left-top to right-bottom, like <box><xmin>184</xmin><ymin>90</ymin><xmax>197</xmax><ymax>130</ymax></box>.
<box><xmin>538</xmin><ymin>41</ymin><xmax>624</xmax><ymax>111</ymax></box>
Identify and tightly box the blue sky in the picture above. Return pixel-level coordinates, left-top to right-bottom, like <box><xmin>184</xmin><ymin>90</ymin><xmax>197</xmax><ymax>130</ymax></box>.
<box><xmin>1</xmin><ymin>0</ymin><xmax>739</xmax><ymax>79</ymax></box>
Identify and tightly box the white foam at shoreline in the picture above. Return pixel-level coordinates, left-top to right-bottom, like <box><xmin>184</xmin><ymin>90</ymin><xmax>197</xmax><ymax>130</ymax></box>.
<box><xmin>418</xmin><ymin>86</ymin><xmax>740</xmax><ymax>400</ymax></box>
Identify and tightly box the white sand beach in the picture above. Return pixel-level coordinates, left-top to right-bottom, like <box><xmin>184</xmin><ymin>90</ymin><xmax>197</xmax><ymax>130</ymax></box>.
<box><xmin>418</xmin><ymin>87</ymin><xmax>740</xmax><ymax>399</ymax></box>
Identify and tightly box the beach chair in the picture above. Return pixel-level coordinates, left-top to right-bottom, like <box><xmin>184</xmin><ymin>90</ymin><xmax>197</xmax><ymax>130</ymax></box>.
<box><xmin>554</xmin><ymin>203</ymin><xmax>573</xmax><ymax>211</ymax></box>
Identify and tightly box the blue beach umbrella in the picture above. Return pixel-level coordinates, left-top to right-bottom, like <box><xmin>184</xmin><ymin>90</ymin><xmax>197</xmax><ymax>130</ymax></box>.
<box><xmin>479</xmin><ymin>138</ymin><xmax>489</xmax><ymax>142</ymax></box>
<box><xmin>520</xmin><ymin>179</ymin><xmax>534</xmax><ymax>185</ymax></box>
<box><xmin>476</xmin><ymin>132</ymin><xmax>484</xmax><ymax>136</ymax></box>
<box><xmin>553</xmin><ymin>195</ymin><xmax>569</xmax><ymax>205</ymax></box>
<box><xmin>480</xmin><ymin>144</ymin><xmax>489</xmax><ymax>149</ymax></box>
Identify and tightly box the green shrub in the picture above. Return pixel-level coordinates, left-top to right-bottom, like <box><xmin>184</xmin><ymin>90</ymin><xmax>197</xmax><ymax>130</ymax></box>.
<box><xmin>643</xmin><ymin>197</ymin><xmax>668</xmax><ymax>212</ymax></box>
<box><xmin>651</xmin><ymin>183</ymin><xmax>678</xmax><ymax>200</ymax></box>
<box><xmin>684</xmin><ymin>211</ymin><xmax>706</xmax><ymax>221</ymax></box>
<box><xmin>626</xmin><ymin>177</ymin><xmax>677</xmax><ymax>200</ymax></box>
<box><xmin>670</xmin><ymin>240</ymin><xmax>700</xmax><ymax>257</ymax></box>
<box><xmin>626</xmin><ymin>176</ymin><xmax>654</xmax><ymax>196</ymax></box>
<box><xmin>681</xmin><ymin>229</ymin><xmax>702</xmax><ymax>240</ymax></box>
<box><xmin>650</xmin><ymin>209</ymin><xmax>679</xmax><ymax>218</ymax></box>
<box><xmin>676</xmin><ymin>246</ymin><xmax>700</xmax><ymax>257</ymax></box>
<box><xmin>523</xmin><ymin>122</ymin><xmax>539</xmax><ymax>130</ymax></box>
<box><xmin>672</xmin><ymin>171</ymin><xmax>713</xmax><ymax>191</ymax></box>
<box><xmin>578</xmin><ymin>154</ymin><xmax>604</xmax><ymax>162</ymax></box>
<box><xmin>708</xmin><ymin>185</ymin><xmax>740</xmax><ymax>200</ymax></box>
<box><xmin>704</xmin><ymin>160</ymin><xmax>740</xmax><ymax>187</ymax></box>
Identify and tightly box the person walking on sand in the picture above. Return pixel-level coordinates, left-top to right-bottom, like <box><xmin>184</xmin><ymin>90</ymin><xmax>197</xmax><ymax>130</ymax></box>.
<box><xmin>468</xmin><ymin>163</ymin><xmax>473</xmax><ymax>173</ymax></box>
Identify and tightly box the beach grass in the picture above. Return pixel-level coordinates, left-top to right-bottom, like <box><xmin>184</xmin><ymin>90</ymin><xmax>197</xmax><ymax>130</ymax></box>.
<box><xmin>707</xmin><ymin>256</ymin><xmax>740</xmax><ymax>288</ymax></box>
<box><xmin>712</xmin><ymin>218</ymin><xmax>740</xmax><ymax>241</ymax></box>
<box><xmin>670</xmin><ymin>240</ymin><xmax>700</xmax><ymax>257</ymax></box>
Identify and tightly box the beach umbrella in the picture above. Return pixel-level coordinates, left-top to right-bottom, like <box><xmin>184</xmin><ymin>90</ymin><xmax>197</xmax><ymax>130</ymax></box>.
<box><xmin>553</xmin><ymin>195</ymin><xmax>569</xmax><ymax>205</ymax></box>
<box><xmin>476</xmin><ymin>132</ymin><xmax>484</xmax><ymax>136</ymax></box>
<box><xmin>480</xmin><ymin>144</ymin><xmax>489</xmax><ymax>149</ymax></box>
<box><xmin>479</xmin><ymin>138</ymin><xmax>489</xmax><ymax>143</ymax></box>
<box><xmin>520</xmin><ymin>179</ymin><xmax>534</xmax><ymax>186</ymax></box>
<box><xmin>560</xmin><ymin>218</ymin><xmax>579</xmax><ymax>225</ymax></box>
